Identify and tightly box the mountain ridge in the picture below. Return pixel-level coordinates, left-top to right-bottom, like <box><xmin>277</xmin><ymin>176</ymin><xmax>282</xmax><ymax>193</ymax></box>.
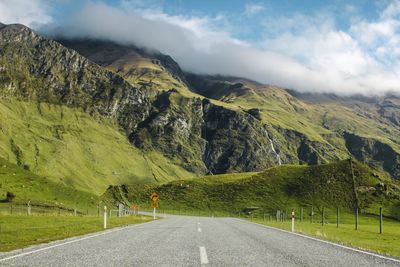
<box><xmin>0</xmin><ymin>22</ymin><xmax>399</xmax><ymax>190</ymax></box>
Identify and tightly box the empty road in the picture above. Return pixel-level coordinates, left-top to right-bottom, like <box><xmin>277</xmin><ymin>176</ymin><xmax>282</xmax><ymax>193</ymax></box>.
<box><xmin>0</xmin><ymin>215</ymin><xmax>399</xmax><ymax>266</ymax></box>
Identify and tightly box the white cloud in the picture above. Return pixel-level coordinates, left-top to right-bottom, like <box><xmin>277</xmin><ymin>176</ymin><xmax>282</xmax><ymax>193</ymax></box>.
<box><xmin>4</xmin><ymin>0</ymin><xmax>400</xmax><ymax>96</ymax></box>
<box><xmin>54</xmin><ymin>1</ymin><xmax>400</xmax><ymax>95</ymax></box>
<box><xmin>381</xmin><ymin>0</ymin><xmax>400</xmax><ymax>18</ymax></box>
<box><xmin>0</xmin><ymin>0</ymin><xmax>52</xmax><ymax>27</ymax></box>
<box><xmin>244</xmin><ymin>3</ymin><xmax>265</xmax><ymax>16</ymax></box>
<box><xmin>347</xmin><ymin>0</ymin><xmax>400</xmax><ymax>76</ymax></box>
<box><xmin>350</xmin><ymin>19</ymin><xmax>399</xmax><ymax>45</ymax></box>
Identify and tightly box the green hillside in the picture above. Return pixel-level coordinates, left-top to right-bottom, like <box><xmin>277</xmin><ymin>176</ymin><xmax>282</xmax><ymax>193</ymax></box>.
<box><xmin>0</xmin><ymin>155</ymin><xmax>99</xmax><ymax>210</ymax></box>
<box><xmin>1</xmin><ymin>22</ymin><xmax>400</xmax><ymax>212</ymax></box>
<box><xmin>0</xmin><ymin>98</ymin><xmax>195</xmax><ymax>195</ymax></box>
<box><xmin>105</xmin><ymin>160</ymin><xmax>400</xmax><ymax>218</ymax></box>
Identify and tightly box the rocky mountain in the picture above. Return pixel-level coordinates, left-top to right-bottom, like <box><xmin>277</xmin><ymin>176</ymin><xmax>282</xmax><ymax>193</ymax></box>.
<box><xmin>0</xmin><ymin>22</ymin><xmax>399</xmax><ymax>196</ymax></box>
<box><xmin>56</xmin><ymin>39</ymin><xmax>400</xmax><ymax>180</ymax></box>
<box><xmin>184</xmin><ymin>74</ymin><xmax>400</xmax><ymax>179</ymax></box>
<box><xmin>56</xmin><ymin>39</ymin><xmax>289</xmax><ymax>174</ymax></box>
<box><xmin>0</xmin><ymin>23</ymin><xmax>195</xmax><ymax>193</ymax></box>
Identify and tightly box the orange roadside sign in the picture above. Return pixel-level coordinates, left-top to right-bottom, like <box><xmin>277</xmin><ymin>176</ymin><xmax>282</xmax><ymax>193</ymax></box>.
<box><xmin>150</xmin><ymin>192</ymin><xmax>159</xmax><ymax>208</ymax></box>
<box><xmin>150</xmin><ymin>192</ymin><xmax>159</xmax><ymax>201</ymax></box>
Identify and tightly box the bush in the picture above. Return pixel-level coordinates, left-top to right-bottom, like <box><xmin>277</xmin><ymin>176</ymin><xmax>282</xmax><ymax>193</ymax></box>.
<box><xmin>6</xmin><ymin>191</ymin><xmax>15</xmax><ymax>202</ymax></box>
<box><xmin>246</xmin><ymin>108</ymin><xmax>261</xmax><ymax>120</ymax></box>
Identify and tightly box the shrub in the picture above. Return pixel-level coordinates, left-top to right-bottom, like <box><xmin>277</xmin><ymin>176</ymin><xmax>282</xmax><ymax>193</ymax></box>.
<box><xmin>6</xmin><ymin>191</ymin><xmax>15</xmax><ymax>202</ymax></box>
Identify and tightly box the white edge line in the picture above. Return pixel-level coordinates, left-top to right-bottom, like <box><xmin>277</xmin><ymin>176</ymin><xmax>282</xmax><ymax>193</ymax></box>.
<box><xmin>233</xmin><ymin>218</ymin><xmax>400</xmax><ymax>263</ymax></box>
<box><xmin>199</xmin><ymin>246</ymin><xmax>209</xmax><ymax>264</ymax></box>
<box><xmin>0</xmin><ymin>219</ymin><xmax>160</xmax><ymax>262</ymax></box>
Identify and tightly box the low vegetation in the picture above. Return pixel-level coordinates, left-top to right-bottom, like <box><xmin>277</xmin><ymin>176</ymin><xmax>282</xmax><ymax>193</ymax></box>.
<box><xmin>0</xmin><ymin>214</ymin><xmax>153</xmax><ymax>251</ymax></box>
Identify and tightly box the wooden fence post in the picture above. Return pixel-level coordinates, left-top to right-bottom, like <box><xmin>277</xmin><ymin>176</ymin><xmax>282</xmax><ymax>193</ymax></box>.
<box><xmin>336</xmin><ymin>207</ymin><xmax>339</xmax><ymax>228</ymax></box>
<box><xmin>355</xmin><ymin>208</ymin><xmax>359</xmax><ymax>230</ymax></box>
<box><xmin>379</xmin><ymin>207</ymin><xmax>383</xmax><ymax>234</ymax></box>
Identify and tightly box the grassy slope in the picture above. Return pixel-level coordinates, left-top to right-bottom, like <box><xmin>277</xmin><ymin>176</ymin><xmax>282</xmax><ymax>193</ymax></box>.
<box><xmin>106</xmin><ymin>54</ymin><xmax>194</xmax><ymax>97</ymax></box>
<box><xmin>0</xmin><ymin>98</ymin><xmax>195</xmax><ymax>195</ymax></box>
<box><xmin>0</xmin><ymin>156</ymin><xmax>99</xmax><ymax>210</ymax></box>
<box><xmin>106</xmin><ymin>160</ymin><xmax>400</xmax><ymax>218</ymax></box>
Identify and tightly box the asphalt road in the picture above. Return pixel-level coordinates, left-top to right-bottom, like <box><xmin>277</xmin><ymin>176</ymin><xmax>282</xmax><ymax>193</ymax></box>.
<box><xmin>0</xmin><ymin>214</ymin><xmax>399</xmax><ymax>266</ymax></box>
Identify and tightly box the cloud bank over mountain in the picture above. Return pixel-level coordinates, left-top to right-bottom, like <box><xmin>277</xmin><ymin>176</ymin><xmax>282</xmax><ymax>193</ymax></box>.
<box><xmin>0</xmin><ymin>0</ymin><xmax>52</xmax><ymax>28</ymax></box>
<box><xmin>2</xmin><ymin>0</ymin><xmax>400</xmax><ymax>96</ymax></box>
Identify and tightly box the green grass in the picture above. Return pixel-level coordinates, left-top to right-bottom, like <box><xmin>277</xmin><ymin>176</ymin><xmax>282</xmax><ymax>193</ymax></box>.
<box><xmin>0</xmin><ymin>214</ymin><xmax>153</xmax><ymax>251</ymax></box>
<box><xmin>249</xmin><ymin>212</ymin><xmax>400</xmax><ymax>258</ymax></box>
<box><xmin>0</xmin><ymin>156</ymin><xmax>100</xmax><ymax>211</ymax></box>
<box><xmin>0</xmin><ymin>98</ymin><xmax>195</xmax><ymax>195</ymax></box>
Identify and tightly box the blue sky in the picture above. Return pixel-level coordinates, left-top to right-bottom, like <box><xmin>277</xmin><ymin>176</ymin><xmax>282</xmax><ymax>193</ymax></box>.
<box><xmin>1</xmin><ymin>0</ymin><xmax>400</xmax><ymax>95</ymax></box>
<box><xmin>49</xmin><ymin>0</ymin><xmax>387</xmax><ymax>41</ymax></box>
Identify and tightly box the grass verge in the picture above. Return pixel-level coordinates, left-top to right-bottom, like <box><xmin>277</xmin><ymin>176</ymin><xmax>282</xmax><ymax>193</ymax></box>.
<box><xmin>0</xmin><ymin>214</ymin><xmax>154</xmax><ymax>252</ymax></box>
<box><xmin>248</xmin><ymin>214</ymin><xmax>400</xmax><ymax>259</ymax></box>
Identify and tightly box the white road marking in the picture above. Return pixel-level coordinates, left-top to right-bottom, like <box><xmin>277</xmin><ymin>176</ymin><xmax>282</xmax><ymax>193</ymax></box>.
<box><xmin>198</xmin><ymin>227</ymin><xmax>202</xmax><ymax>233</ymax></box>
<box><xmin>198</xmin><ymin>222</ymin><xmax>201</xmax><ymax>225</ymax></box>
<box><xmin>235</xmin><ymin>219</ymin><xmax>400</xmax><ymax>264</ymax></box>
<box><xmin>0</xmin><ymin>220</ymin><xmax>159</xmax><ymax>263</ymax></box>
<box><xmin>199</xmin><ymin>246</ymin><xmax>209</xmax><ymax>265</ymax></box>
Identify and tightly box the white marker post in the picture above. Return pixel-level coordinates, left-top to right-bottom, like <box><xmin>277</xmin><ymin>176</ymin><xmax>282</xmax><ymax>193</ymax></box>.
<box><xmin>104</xmin><ymin>206</ymin><xmax>107</xmax><ymax>229</ymax></box>
<box><xmin>153</xmin><ymin>207</ymin><xmax>156</xmax><ymax>220</ymax></box>
<box><xmin>27</xmin><ymin>200</ymin><xmax>31</xmax><ymax>216</ymax></box>
<box><xmin>291</xmin><ymin>209</ymin><xmax>295</xmax><ymax>232</ymax></box>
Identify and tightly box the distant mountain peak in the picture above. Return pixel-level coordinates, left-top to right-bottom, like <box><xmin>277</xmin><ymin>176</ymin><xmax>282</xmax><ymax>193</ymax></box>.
<box><xmin>0</xmin><ymin>22</ymin><xmax>30</xmax><ymax>31</ymax></box>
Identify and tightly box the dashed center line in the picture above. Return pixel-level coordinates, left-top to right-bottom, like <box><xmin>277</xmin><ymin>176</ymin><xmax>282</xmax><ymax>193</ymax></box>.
<box><xmin>199</xmin><ymin>246</ymin><xmax>209</xmax><ymax>265</ymax></box>
<box><xmin>198</xmin><ymin>227</ymin><xmax>202</xmax><ymax>233</ymax></box>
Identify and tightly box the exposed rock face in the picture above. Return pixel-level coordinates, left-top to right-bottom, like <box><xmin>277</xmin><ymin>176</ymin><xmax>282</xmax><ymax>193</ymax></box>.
<box><xmin>377</xmin><ymin>95</ymin><xmax>400</xmax><ymax>127</ymax></box>
<box><xmin>202</xmin><ymin>99</ymin><xmax>281</xmax><ymax>173</ymax></box>
<box><xmin>130</xmin><ymin>92</ymin><xmax>285</xmax><ymax>174</ymax></box>
<box><xmin>0</xmin><ymin>23</ymin><xmax>151</xmax><ymax>138</ymax></box>
<box><xmin>343</xmin><ymin>132</ymin><xmax>400</xmax><ymax>179</ymax></box>
<box><xmin>130</xmin><ymin>91</ymin><xmax>207</xmax><ymax>174</ymax></box>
